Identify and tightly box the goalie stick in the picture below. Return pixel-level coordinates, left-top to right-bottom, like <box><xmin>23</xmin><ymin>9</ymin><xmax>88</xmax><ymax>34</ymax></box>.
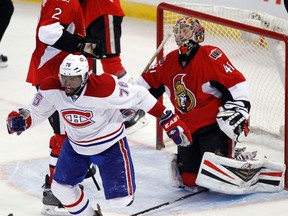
<box><xmin>130</xmin><ymin>187</ymin><xmax>208</xmax><ymax>216</ymax></box>
<box><xmin>142</xmin><ymin>33</ymin><xmax>172</xmax><ymax>73</ymax></box>
<box><xmin>124</xmin><ymin>34</ymin><xmax>171</xmax><ymax>135</ymax></box>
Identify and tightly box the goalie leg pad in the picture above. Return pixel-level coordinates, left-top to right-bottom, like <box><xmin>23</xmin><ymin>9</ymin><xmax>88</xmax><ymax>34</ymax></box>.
<box><xmin>196</xmin><ymin>152</ymin><xmax>285</xmax><ymax>194</ymax></box>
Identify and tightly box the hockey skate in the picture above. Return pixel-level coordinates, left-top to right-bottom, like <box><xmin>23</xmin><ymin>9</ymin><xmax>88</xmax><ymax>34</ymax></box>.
<box><xmin>41</xmin><ymin>167</ymin><xmax>95</xmax><ymax>216</ymax></box>
<box><xmin>41</xmin><ymin>175</ymin><xmax>70</xmax><ymax>216</ymax></box>
<box><xmin>122</xmin><ymin>109</ymin><xmax>149</xmax><ymax>134</ymax></box>
<box><xmin>0</xmin><ymin>54</ymin><xmax>8</xmax><ymax>68</ymax></box>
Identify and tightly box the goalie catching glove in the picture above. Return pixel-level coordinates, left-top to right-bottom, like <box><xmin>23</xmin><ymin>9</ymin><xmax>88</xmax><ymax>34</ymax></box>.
<box><xmin>216</xmin><ymin>101</ymin><xmax>250</xmax><ymax>142</ymax></box>
<box><xmin>6</xmin><ymin>108</ymin><xmax>31</xmax><ymax>135</ymax></box>
<box><xmin>160</xmin><ymin>110</ymin><xmax>192</xmax><ymax>146</ymax></box>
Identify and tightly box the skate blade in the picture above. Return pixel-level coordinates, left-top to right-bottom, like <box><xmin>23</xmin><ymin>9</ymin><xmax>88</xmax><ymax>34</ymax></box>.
<box><xmin>125</xmin><ymin>117</ymin><xmax>149</xmax><ymax>135</ymax></box>
<box><xmin>41</xmin><ymin>205</ymin><xmax>71</xmax><ymax>216</ymax></box>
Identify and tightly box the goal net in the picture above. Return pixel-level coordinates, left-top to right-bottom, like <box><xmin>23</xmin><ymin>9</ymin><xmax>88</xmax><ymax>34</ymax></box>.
<box><xmin>155</xmin><ymin>3</ymin><xmax>288</xmax><ymax>187</ymax></box>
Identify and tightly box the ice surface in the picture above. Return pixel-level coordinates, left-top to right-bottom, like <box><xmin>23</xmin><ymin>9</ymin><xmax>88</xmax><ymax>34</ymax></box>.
<box><xmin>0</xmin><ymin>2</ymin><xmax>287</xmax><ymax>216</ymax></box>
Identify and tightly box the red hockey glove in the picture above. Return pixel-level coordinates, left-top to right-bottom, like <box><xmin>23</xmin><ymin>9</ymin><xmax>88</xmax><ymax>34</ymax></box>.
<box><xmin>160</xmin><ymin>110</ymin><xmax>192</xmax><ymax>146</ymax></box>
<box><xmin>6</xmin><ymin>109</ymin><xmax>31</xmax><ymax>135</ymax></box>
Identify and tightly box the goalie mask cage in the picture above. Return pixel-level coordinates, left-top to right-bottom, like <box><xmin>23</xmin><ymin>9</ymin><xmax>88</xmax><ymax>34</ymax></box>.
<box><xmin>155</xmin><ymin>2</ymin><xmax>288</xmax><ymax>188</ymax></box>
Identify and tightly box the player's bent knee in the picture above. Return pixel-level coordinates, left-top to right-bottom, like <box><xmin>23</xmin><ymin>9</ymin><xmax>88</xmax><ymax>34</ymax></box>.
<box><xmin>51</xmin><ymin>180</ymin><xmax>82</xmax><ymax>205</ymax></box>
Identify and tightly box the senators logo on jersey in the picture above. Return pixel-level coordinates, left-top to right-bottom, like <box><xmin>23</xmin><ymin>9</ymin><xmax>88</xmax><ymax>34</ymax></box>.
<box><xmin>61</xmin><ymin>109</ymin><xmax>94</xmax><ymax>127</ymax></box>
<box><xmin>173</xmin><ymin>74</ymin><xmax>196</xmax><ymax>113</ymax></box>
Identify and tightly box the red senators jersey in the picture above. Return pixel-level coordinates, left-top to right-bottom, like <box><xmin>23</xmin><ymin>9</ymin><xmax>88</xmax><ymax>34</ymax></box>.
<box><xmin>81</xmin><ymin>0</ymin><xmax>125</xmax><ymax>27</ymax></box>
<box><xmin>26</xmin><ymin>0</ymin><xmax>85</xmax><ymax>86</ymax></box>
<box><xmin>138</xmin><ymin>45</ymin><xmax>250</xmax><ymax>134</ymax></box>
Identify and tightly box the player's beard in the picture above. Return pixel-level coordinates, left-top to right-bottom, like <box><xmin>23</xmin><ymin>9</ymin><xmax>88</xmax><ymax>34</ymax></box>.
<box><xmin>65</xmin><ymin>86</ymin><xmax>81</xmax><ymax>96</ymax></box>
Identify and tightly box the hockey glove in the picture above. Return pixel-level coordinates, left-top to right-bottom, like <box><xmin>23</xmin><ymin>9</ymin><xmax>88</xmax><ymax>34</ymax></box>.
<box><xmin>7</xmin><ymin>109</ymin><xmax>31</xmax><ymax>135</ymax></box>
<box><xmin>216</xmin><ymin>101</ymin><xmax>250</xmax><ymax>142</ymax></box>
<box><xmin>160</xmin><ymin>110</ymin><xmax>192</xmax><ymax>146</ymax></box>
<box><xmin>235</xmin><ymin>147</ymin><xmax>257</xmax><ymax>161</ymax></box>
<box><xmin>236</xmin><ymin>150</ymin><xmax>257</xmax><ymax>161</ymax></box>
<box><xmin>78</xmin><ymin>36</ymin><xmax>104</xmax><ymax>59</ymax></box>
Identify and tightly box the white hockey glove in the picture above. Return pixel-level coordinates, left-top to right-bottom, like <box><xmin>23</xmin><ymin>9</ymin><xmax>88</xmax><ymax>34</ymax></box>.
<box><xmin>236</xmin><ymin>151</ymin><xmax>257</xmax><ymax>161</ymax></box>
<box><xmin>160</xmin><ymin>110</ymin><xmax>192</xmax><ymax>147</ymax></box>
<box><xmin>216</xmin><ymin>101</ymin><xmax>250</xmax><ymax>142</ymax></box>
<box><xmin>235</xmin><ymin>147</ymin><xmax>257</xmax><ymax>161</ymax></box>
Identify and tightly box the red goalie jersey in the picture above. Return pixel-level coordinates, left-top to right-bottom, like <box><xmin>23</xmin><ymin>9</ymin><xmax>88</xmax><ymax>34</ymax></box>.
<box><xmin>138</xmin><ymin>45</ymin><xmax>250</xmax><ymax>134</ymax></box>
<box><xmin>26</xmin><ymin>0</ymin><xmax>85</xmax><ymax>86</ymax></box>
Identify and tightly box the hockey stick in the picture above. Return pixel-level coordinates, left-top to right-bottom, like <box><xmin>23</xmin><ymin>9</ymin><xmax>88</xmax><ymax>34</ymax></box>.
<box><xmin>86</xmin><ymin>159</ymin><xmax>101</xmax><ymax>191</ymax></box>
<box><xmin>142</xmin><ymin>33</ymin><xmax>172</xmax><ymax>73</ymax></box>
<box><xmin>89</xmin><ymin>165</ymin><xmax>101</xmax><ymax>191</ymax></box>
<box><xmin>130</xmin><ymin>187</ymin><xmax>208</xmax><ymax>216</ymax></box>
<box><xmin>92</xmin><ymin>58</ymin><xmax>97</xmax><ymax>74</ymax></box>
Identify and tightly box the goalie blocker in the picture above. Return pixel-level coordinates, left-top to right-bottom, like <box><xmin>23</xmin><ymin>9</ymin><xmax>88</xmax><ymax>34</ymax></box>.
<box><xmin>196</xmin><ymin>152</ymin><xmax>286</xmax><ymax>194</ymax></box>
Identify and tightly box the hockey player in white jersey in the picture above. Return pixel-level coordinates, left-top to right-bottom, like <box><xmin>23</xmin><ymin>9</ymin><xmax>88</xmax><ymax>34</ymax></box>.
<box><xmin>6</xmin><ymin>54</ymin><xmax>192</xmax><ymax>216</ymax></box>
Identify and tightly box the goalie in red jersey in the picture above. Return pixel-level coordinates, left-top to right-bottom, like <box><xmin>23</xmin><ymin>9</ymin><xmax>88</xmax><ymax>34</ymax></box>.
<box><xmin>137</xmin><ymin>17</ymin><xmax>252</xmax><ymax>189</ymax></box>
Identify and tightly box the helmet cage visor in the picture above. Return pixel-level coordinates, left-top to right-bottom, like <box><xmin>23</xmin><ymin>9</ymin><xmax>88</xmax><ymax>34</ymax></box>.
<box><xmin>173</xmin><ymin>17</ymin><xmax>205</xmax><ymax>53</ymax></box>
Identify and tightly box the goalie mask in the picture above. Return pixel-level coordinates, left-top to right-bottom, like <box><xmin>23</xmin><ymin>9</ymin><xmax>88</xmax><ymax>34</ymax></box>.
<box><xmin>173</xmin><ymin>17</ymin><xmax>205</xmax><ymax>54</ymax></box>
<box><xmin>59</xmin><ymin>54</ymin><xmax>89</xmax><ymax>96</ymax></box>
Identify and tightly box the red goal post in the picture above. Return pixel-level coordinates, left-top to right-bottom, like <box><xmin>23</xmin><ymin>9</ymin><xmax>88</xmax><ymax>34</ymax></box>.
<box><xmin>155</xmin><ymin>2</ymin><xmax>288</xmax><ymax>188</ymax></box>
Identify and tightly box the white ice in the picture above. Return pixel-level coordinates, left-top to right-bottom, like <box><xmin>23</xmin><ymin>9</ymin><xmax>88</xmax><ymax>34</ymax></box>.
<box><xmin>0</xmin><ymin>2</ymin><xmax>288</xmax><ymax>216</ymax></box>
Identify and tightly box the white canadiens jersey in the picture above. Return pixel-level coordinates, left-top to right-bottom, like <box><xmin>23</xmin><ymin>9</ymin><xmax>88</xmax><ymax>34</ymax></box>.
<box><xmin>27</xmin><ymin>73</ymin><xmax>160</xmax><ymax>155</ymax></box>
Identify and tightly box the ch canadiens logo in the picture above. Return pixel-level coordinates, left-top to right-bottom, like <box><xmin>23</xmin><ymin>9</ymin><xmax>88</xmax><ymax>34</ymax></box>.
<box><xmin>61</xmin><ymin>109</ymin><xmax>94</xmax><ymax>127</ymax></box>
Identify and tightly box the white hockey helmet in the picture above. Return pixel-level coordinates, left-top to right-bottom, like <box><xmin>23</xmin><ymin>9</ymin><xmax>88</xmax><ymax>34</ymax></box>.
<box><xmin>173</xmin><ymin>17</ymin><xmax>205</xmax><ymax>54</ymax></box>
<box><xmin>59</xmin><ymin>54</ymin><xmax>89</xmax><ymax>87</ymax></box>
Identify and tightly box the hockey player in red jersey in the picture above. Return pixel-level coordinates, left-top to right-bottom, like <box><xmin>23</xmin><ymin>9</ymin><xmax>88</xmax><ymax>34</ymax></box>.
<box><xmin>80</xmin><ymin>0</ymin><xmax>126</xmax><ymax>81</ymax></box>
<box><xmin>25</xmin><ymin>0</ymin><xmax>102</xmax><ymax>214</ymax></box>
<box><xmin>80</xmin><ymin>0</ymin><xmax>148</xmax><ymax>132</ymax></box>
<box><xmin>137</xmin><ymin>17</ymin><xmax>251</xmax><ymax>188</ymax></box>
<box><xmin>7</xmin><ymin>54</ymin><xmax>192</xmax><ymax>216</ymax></box>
